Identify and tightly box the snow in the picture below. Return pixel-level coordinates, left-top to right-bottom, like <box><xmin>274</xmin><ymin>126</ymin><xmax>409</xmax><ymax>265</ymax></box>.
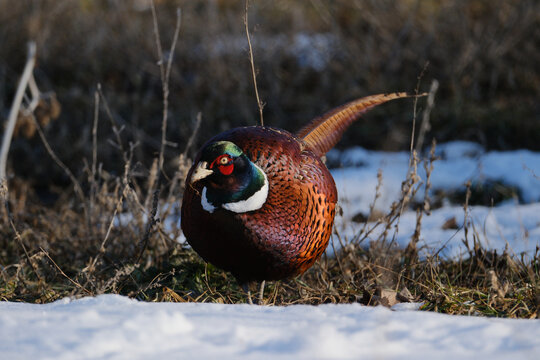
<box><xmin>196</xmin><ymin>32</ymin><xmax>337</xmax><ymax>71</ymax></box>
<box><xmin>330</xmin><ymin>141</ymin><xmax>540</xmax><ymax>258</ymax></box>
<box><xmin>330</xmin><ymin>141</ymin><xmax>540</xmax><ymax>212</ymax></box>
<box><xmin>1</xmin><ymin>294</ymin><xmax>539</xmax><ymax>360</ymax></box>
<box><xmin>1</xmin><ymin>141</ymin><xmax>539</xmax><ymax>359</ymax></box>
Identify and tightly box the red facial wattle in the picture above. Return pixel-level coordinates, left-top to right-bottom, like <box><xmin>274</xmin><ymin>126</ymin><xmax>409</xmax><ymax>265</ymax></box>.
<box><xmin>210</xmin><ymin>154</ymin><xmax>234</xmax><ymax>176</ymax></box>
<box><xmin>218</xmin><ymin>163</ymin><xmax>234</xmax><ymax>175</ymax></box>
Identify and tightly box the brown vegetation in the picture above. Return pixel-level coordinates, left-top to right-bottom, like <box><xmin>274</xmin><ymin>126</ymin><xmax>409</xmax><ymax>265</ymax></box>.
<box><xmin>0</xmin><ymin>1</ymin><xmax>538</xmax><ymax>318</ymax></box>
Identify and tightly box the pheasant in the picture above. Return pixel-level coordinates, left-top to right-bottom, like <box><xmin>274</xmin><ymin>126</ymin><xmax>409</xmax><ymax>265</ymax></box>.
<box><xmin>181</xmin><ymin>93</ymin><xmax>411</xmax><ymax>283</ymax></box>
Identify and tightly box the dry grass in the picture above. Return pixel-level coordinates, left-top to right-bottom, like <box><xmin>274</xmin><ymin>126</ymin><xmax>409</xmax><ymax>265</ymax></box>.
<box><xmin>0</xmin><ymin>0</ymin><xmax>538</xmax><ymax>318</ymax></box>
<box><xmin>1</xmin><ymin>124</ymin><xmax>538</xmax><ymax>318</ymax></box>
<box><xmin>1</xmin><ymin>178</ymin><xmax>538</xmax><ymax>318</ymax></box>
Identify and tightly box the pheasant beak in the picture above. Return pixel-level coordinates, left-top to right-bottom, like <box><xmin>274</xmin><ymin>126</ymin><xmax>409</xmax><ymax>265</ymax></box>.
<box><xmin>190</xmin><ymin>161</ymin><xmax>214</xmax><ymax>184</ymax></box>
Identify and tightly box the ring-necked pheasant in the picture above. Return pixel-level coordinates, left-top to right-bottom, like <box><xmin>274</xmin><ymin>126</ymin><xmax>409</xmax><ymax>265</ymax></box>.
<box><xmin>181</xmin><ymin>93</ymin><xmax>411</xmax><ymax>283</ymax></box>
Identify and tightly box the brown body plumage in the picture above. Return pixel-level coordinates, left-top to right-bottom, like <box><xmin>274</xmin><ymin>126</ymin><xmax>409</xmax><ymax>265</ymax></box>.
<box><xmin>181</xmin><ymin>93</ymin><xmax>410</xmax><ymax>282</ymax></box>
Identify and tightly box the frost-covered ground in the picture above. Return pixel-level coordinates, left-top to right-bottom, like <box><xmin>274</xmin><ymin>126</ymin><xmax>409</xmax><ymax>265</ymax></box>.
<box><xmin>1</xmin><ymin>141</ymin><xmax>539</xmax><ymax>359</ymax></box>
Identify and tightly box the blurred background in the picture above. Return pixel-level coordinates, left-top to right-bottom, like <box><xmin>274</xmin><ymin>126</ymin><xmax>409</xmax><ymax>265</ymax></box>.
<box><xmin>1</xmin><ymin>0</ymin><xmax>539</xmax><ymax>198</ymax></box>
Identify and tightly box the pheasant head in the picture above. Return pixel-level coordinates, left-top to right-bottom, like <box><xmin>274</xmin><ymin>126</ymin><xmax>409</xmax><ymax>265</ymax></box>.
<box><xmin>189</xmin><ymin>141</ymin><xmax>269</xmax><ymax>214</ymax></box>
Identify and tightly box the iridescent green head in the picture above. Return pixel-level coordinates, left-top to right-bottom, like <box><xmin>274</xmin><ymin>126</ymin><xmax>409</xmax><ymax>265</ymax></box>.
<box><xmin>189</xmin><ymin>141</ymin><xmax>268</xmax><ymax>213</ymax></box>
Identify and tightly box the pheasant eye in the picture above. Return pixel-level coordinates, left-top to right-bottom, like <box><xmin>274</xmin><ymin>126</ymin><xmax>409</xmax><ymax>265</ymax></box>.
<box><xmin>209</xmin><ymin>154</ymin><xmax>234</xmax><ymax>175</ymax></box>
<box><xmin>210</xmin><ymin>155</ymin><xmax>227</xmax><ymax>168</ymax></box>
<box><xmin>220</xmin><ymin>156</ymin><xmax>230</xmax><ymax>165</ymax></box>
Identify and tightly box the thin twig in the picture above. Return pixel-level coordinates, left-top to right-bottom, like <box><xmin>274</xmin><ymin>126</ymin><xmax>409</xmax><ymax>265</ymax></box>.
<box><xmin>84</xmin><ymin>146</ymin><xmax>134</xmax><ymax>279</ymax></box>
<box><xmin>181</xmin><ymin>112</ymin><xmax>202</xmax><ymax>159</ymax></box>
<box><xmin>151</xmin><ymin>2</ymin><xmax>182</xmax><ymax>174</ymax></box>
<box><xmin>462</xmin><ymin>181</ymin><xmax>472</xmax><ymax>253</ymax></box>
<box><xmin>409</xmin><ymin>61</ymin><xmax>429</xmax><ymax>165</ymax></box>
<box><xmin>0</xmin><ymin>179</ymin><xmax>7</xmax><ymax>224</ymax></box>
<box><xmin>87</xmin><ymin>87</ymin><xmax>100</xmax><ymax>232</ymax></box>
<box><xmin>523</xmin><ymin>163</ymin><xmax>540</xmax><ymax>181</ymax></box>
<box><xmin>0</xmin><ymin>42</ymin><xmax>36</xmax><ymax>183</ymax></box>
<box><xmin>330</xmin><ymin>229</ymin><xmax>346</xmax><ymax>279</ymax></box>
<box><xmin>137</xmin><ymin>186</ymin><xmax>160</xmax><ymax>263</ymax></box>
<box><xmin>163</xmin><ymin>112</ymin><xmax>202</xmax><ymax>214</ymax></box>
<box><xmin>97</xmin><ymin>85</ymin><xmax>127</xmax><ymax>163</ymax></box>
<box><xmin>40</xmin><ymin>247</ymin><xmax>92</xmax><ymax>295</ymax></box>
<box><xmin>165</xmin><ymin>9</ymin><xmax>182</xmax><ymax>89</ymax></box>
<box><xmin>27</xmin><ymin>73</ymin><xmax>41</xmax><ymax>112</ymax></box>
<box><xmin>415</xmin><ymin>79</ymin><xmax>439</xmax><ymax>153</ymax></box>
<box><xmin>143</xmin><ymin>2</ymin><xmax>182</xmax><ymax>265</ymax></box>
<box><xmin>408</xmin><ymin>139</ymin><xmax>437</xmax><ymax>259</ymax></box>
<box><xmin>32</xmin><ymin>115</ymin><xmax>86</xmax><ymax>204</ymax></box>
<box><xmin>92</xmin><ymin>87</ymin><xmax>99</xmax><ymax>184</ymax></box>
<box><xmin>2</xmin><ymin>186</ymin><xmax>43</xmax><ymax>282</ymax></box>
<box><xmin>391</xmin><ymin>65</ymin><xmax>429</xmax><ymax>246</ymax></box>
<box><xmin>391</xmin><ymin>146</ymin><xmax>422</xmax><ymax>247</ymax></box>
<box><xmin>244</xmin><ymin>0</ymin><xmax>265</xmax><ymax>126</ymax></box>
<box><xmin>353</xmin><ymin>169</ymin><xmax>384</xmax><ymax>244</ymax></box>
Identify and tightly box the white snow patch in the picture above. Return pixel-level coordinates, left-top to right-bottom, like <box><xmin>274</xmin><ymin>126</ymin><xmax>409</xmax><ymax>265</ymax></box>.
<box><xmin>202</xmin><ymin>33</ymin><xmax>338</xmax><ymax>71</ymax></box>
<box><xmin>1</xmin><ymin>294</ymin><xmax>539</xmax><ymax>359</ymax></box>
<box><xmin>329</xmin><ymin>141</ymin><xmax>540</xmax><ymax>257</ymax></box>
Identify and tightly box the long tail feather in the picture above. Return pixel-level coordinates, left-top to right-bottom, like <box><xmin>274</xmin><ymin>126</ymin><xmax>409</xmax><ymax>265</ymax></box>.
<box><xmin>298</xmin><ymin>92</ymin><xmax>415</xmax><ymax>157</ymax></box>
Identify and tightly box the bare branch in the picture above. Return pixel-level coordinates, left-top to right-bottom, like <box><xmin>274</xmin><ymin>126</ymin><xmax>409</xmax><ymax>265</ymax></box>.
<box><xmin>244</xmin><ymin>0</ymin><xmax>265</xmax><ymax>126</ymax></box>
<box><xmin>151</xmin><ymin>1</ymin><xmax>182</xmax><ymax>174</ymax></box>
<box><xmin>0</xmin><ymin>42</ymin><xmax>36</xmax><ymax>183</ymax></box>
<box><xmin>32</xmin><ymin>115</ymin><xmax>86</xmax><ymax>204</ymax></box>
<box><xmin>415</xmin><ymin>79</ymin><xmax>439</xmax><ymax>153</ymax></box>
<box><xmin>409</xmin><ymin>61</ymin><xmax>429</xmax><ymax>166</ymax></box>
<box><xmin>97</xmin><ymin>85</ymin><xmax>128</xmax><ymax>164</ymax></box>
<box><xmin>41</xmin><ymin>247</ymin><xmax>92</xmax><ymax>295</ymax></box>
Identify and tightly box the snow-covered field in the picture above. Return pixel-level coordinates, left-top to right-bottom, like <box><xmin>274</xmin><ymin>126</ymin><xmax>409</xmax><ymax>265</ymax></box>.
<box><xmin>1</xmin><ymin>295</ymin><xmax>539</xmax><ymax>360</ymax></box>
<box><xmin>1</xmin><ymin>142</ymin><xmax>539</xmax><ymax>359</ymax></box>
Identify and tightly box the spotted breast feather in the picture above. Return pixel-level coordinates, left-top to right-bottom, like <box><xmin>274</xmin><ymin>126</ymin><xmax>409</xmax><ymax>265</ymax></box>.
<box><xmin>181</xmin><ymin>93</ymin><xmax>412</xmax><ymax>282</ymax></box>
